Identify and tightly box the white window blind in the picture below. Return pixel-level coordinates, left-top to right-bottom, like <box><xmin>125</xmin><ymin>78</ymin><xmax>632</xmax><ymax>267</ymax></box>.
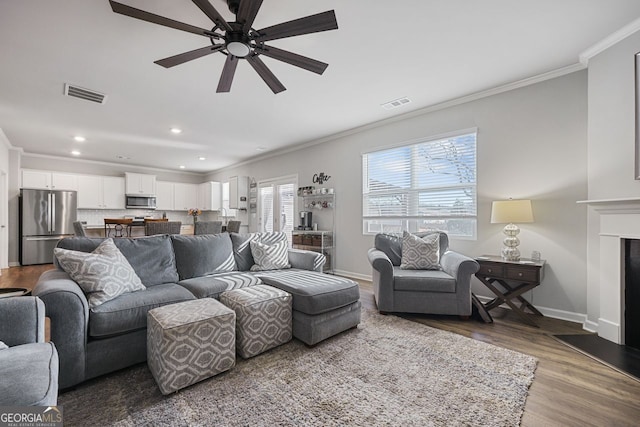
<box><xmin>362</xmin><ymin>131</ymin><xmax>477</xmax><ymax>238</ymax></box>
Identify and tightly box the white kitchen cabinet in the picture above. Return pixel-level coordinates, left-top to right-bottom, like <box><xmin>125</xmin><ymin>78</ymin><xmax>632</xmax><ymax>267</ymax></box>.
<box><xmin>102</xmin><ymin>177</ymin><xmax>126</xmax><ymax>209</ymax></box>
<box><xmin>78</xmin><ymin>175</ymin><xmax>125</xmax><ymax>209</ymax></box>
<box><xmin>198</xmin><ymin>181</ymin><xmax>222</xmax><ymax>211</ymax></box>
<box><xmin>21</xmin><ymin>169</ymin><xmax>78</xmax><ymax>191</ymax></box>
<box><xmin>173</xmin><ymin>183</ymin><xmax>198</xmax><ymax>211</ymax></box>
<box><xmin>156</xmin><ymin>181</ymin><xmax>174</xmax><ymax>211</ymax></box>
<box><xmin>228</xmin><ymin>175</ymin><xmax>248</xmax><ymax>209</ymax></box>
<box><xmin>125</xmin><ymin>172</ymin><xmax>156</xmax><ymax>196</ymax></box>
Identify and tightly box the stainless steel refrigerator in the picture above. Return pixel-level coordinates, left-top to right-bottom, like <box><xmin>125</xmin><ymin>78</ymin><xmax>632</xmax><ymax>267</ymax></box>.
<box><xmin>20</xmin><ymin>188</ymin><xmax>77</xmax><ymax>265</ymax></box>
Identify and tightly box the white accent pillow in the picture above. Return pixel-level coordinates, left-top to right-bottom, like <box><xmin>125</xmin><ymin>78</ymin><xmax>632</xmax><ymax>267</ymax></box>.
<box><xmin>54</xmin><ymin>239</ymin><xmax>146</xmax><ymax>309</ymax></box>
<box><xmin>0</xmin><ymin>341</ymin><xmax>8</xmax><ymax>350</ymax></box>
<box><xmin>400</xmin><ymin>231</ymin><xmax>441</xmax><ymax>270</ymax></box>
<box><xmin>249</xmin><ymin>240</ymin><xmax>291</xmax><ymax>271</ymax></box>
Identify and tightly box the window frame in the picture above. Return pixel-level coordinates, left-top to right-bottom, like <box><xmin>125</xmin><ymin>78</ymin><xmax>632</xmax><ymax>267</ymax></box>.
<box><xmin>362</xmin><ymin>128</ymin><xmax>478</xmax><ymax>240</ymax></box>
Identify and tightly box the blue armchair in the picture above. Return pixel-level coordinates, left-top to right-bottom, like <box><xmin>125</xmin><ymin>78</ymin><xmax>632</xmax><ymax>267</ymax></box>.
<box><xmin>368</xmin><ymin>232</ymin><xmax>479</xmax><ymax>316</ymax></box>
<box><xmin>0</xmin><ymin>296</ymin><xmax>59</xmax><ymax>405</ymax></box>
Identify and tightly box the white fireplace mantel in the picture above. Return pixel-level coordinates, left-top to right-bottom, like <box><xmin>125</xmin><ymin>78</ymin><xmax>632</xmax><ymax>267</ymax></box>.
<box><xmin>578</xmin><ymin>197</ymin><xmax>640</xmax><ymax>344</ymax></box>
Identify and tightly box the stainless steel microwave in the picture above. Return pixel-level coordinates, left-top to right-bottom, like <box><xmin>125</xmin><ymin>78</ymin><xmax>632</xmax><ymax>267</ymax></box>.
<box><xmin>126</xmin><ymin>195</ymin><xmax>156</xmax><ymax>210</ymax></box>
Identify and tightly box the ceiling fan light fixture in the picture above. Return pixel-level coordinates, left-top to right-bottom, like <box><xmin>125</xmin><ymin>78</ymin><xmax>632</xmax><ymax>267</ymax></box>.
<box><xmin>227</xmin><ymin>41</ymin><xmax>251</xmax><ymax>57</ymax></box>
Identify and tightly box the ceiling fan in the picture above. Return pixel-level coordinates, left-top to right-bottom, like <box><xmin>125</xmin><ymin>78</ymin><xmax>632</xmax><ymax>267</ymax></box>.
<box><xmin>109</xmin><ymin>0</ymin><xmax>338</xmax><ymax>94</ymax></box>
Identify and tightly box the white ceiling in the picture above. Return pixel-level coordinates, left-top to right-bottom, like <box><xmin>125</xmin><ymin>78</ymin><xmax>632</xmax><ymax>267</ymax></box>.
<box><xmin>1</xmin><ymin>0</ymin><xmax>640</xmax><ymax>173</ymax></box>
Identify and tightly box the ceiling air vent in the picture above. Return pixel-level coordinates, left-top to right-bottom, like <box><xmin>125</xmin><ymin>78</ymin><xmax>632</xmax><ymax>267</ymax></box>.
<box><xmin>381</xmin><ymin>97</ymin><xmax>411</xmax><ymax>110</ymax></box>
<box><xmin>64</xmin><ymin>83</ymin><xmax>107</xmax><ymax>104</ymax></box>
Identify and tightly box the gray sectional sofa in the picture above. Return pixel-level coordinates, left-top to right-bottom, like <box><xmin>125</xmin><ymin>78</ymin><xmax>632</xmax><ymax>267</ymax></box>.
<box><xmin>33</xmin><ymin>232</ymin><xmax>361</xmax><ymax>389</ymax></box>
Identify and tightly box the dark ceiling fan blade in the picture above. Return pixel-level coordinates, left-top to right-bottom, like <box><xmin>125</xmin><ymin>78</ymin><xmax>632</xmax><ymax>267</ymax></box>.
<box><xmin>256</xmin><ymin>45</ymin><xmax>328</xmax><ymax>75</ymax></box>
<box><xmin>155</xmin><ymin>45</ymin><xmax>224</xmax><ymax>68</ymax></box>
<box><xmin>217</xmin><ymin>55</ymin><xmax>240</xmax><ymax>93</ymax></box>
<box><xmin>109</xmin><ymin>0</ymin><xmax>212</xmax><ymax>37</ymax></box>
<box><xmin>254</xmin><ymin>10</ymin><xmax>338</xmax><ymax>42</ymax></box>
<box><xmin>236</xmin><ymin>0</ymin><xmax>264</xmax><ymax>32</ymax></box>
<box><xmin>247</xmin><ymin>55</ymin><xmax>286</xmax><ymax>94</ymax></box>
<box><xmin>191</xmin><ymin>0</ymin><xmax>233</xmax><ymax>32</ymax></box>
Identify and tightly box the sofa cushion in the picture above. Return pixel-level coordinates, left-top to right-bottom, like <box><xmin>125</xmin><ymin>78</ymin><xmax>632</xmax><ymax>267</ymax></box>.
<box><xmin>250</xmin><ymin>240</ymin><xmax>291</xmax><ymax>271</ymax></box>
<box><xmin>55</xmin><ymin>239</ymin><xmax>146</xmax><ymax>309</ymax></box>
<box><xmin>56</xmin><ymin>235</ymin><xmax>179</xmax><ymax>287</ymax></box>
<box><xmin>393</xmin><ymin>267</ymin><xmax>456</xmax><ymax>293</ymax></box>
<box><xmin>400</xmin><ymin>231</ymin><xmax>441</xmax><ymax>270</ymax></box>
<box><xmin>171</xmin><ymin>233</ymin><xmax>237</xmax><ymax>280</ymax></box>
<box><xmin>89</xmin><ymin>283</ymin><xmax>195</xmax><ymax>338</ymax></box>
<box><xmin>255</xmin><ymin>269</ymin><xmax>360</xmax><ymax>315</ymax></box>
<box><xmin>178</xmin><ymin>272</ymin><xmax>262</xmax><ymax>299</ymax></box>
<box><xmin>375</xmin><ymin>232</ymin><xmax>450</xmax><ymax>267</ymax></box>
<box><xmin>231</xmin><ymin>232</ymin><xmax>288</xmax><ymax>271</ymax></box>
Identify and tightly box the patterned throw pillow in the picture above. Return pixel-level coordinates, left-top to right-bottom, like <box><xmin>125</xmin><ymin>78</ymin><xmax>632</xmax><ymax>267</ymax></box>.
<box><xmin>54</xmin><ymin>239</ymin><xmax>146</xmax><ymax>309</ymax></box>
<box><xmin>249</xmin><ymin>240</ymin><xmax>291</xmax><ymax>271</ymax></box>
<box><xmin>400</xmin><ymin>231</ymin><xmax>441</xmax><ymax>270</ymax></box>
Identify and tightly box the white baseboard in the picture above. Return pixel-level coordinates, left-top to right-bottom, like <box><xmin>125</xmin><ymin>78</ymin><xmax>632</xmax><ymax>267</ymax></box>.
<box><xmin>583</xmin><ymin>320</ymin><xmax>598</xmax><ymax>333</ymax></box>
<box><xmin>597</xmin><ymin>318</ymin><xmax>621</xmax><ymax>344</ymax></box>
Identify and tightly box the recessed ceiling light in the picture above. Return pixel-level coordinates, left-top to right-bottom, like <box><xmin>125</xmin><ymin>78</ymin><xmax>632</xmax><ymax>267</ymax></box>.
<box><xmin>71</xmin><ymin>150</ymin><xmax>81</xmax><ymax>156</ymax></box>
<box><xmin>198</xmin><ymin>156</ymin><xmax>206</xmax><ymax>161</ymax></box>
<box><xmin>74</xmin><ymin>136</ymin><xmax>86</xmax><ymax>142</ymax></box>
<box><xmin>256</xmin><ymin>146</ymin><xmax>266</xmax><ymax>151</ymax></box>
<box><xmin>179</xmin><ymin>165</ymin><xmax>186</xmax><ymax>169</ymax></box>
<box><xmin>170</xmin><ymin>128</ymin><xmax>182</xmax><ymax>134</ymax></box>
<box><xmin>116</xmin><ymin>154</ymin><xmax>131</xmax><ymax>160</ymax></box>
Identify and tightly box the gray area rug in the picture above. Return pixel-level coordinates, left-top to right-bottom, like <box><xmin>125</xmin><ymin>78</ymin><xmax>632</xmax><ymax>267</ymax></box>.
<box><xmin>59</xmin><ymin>309</ymin><xmax>537</xmax><ymax>426</ymax></box>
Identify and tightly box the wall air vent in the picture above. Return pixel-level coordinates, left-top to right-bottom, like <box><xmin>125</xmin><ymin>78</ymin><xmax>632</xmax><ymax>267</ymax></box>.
<box><xmin>63</xmin><ymin>83</ymin><xmax>107</xmax><ymax>104</ymax></box>
<box><xmin>381</xmin><ymin>97</ymin><xmax>411</xmax><ymax>110</ymax></box>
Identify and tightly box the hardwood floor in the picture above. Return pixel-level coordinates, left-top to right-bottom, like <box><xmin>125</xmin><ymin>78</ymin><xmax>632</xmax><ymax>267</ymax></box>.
<box><xmin>3</xmin><ymin>265</ymin><xmax>639</xmax><ymax>426</ymax></box>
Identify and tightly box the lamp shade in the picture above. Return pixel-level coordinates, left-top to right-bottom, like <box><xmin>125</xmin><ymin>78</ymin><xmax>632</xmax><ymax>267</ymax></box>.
<box><xmin>491</xmin><ymin>199</ymin><xmax>534</xmax><ymax>224</ymax></box>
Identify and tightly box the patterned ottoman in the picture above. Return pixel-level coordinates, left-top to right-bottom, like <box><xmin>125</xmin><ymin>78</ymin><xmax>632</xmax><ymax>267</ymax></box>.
<box><xmin>147</xmin><ymin>298</ymin><xmax>236</xmax><ymax>395</ymax></box>
<box><xmin>220</xmin><ymin>284</ymin><xmax>292</xmax><ymax>359</ymax></box>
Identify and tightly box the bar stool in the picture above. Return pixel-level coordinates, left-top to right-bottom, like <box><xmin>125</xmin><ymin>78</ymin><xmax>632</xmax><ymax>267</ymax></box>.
<box><xmin>104</xmin><ymin>218</ymin><xmax>133</xmax><ymax>238</ymax></box>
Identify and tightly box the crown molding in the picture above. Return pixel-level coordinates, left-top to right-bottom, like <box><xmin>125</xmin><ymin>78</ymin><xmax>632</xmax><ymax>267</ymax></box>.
<box><xmin>21</xmin><ymin>152</ymin><xmax>205</xmax><ymax>177</ymax></box>
<box><xmin>212</xmin><ymin>62</ymin><xmax>585</xmax><ymax>174</ymax></box>
<box><xmin>579</xmin><ymin>17</ymin><xmax>640</xmax><ymax>64</ymax></box>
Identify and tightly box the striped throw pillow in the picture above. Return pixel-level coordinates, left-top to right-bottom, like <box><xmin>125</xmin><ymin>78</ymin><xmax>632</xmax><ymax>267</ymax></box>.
<box><xmin>249</xmin><ymin>240</ymin><xmax>291</xmax><ymax>271</ymax></box>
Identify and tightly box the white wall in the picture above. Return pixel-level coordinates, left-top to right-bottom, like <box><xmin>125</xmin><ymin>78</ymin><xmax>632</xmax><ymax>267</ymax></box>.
<box><xmin>585</xmin><ymin>30</ymin><xmax>640</xmax><ymax>326</ymax></box>
<box><xmin>210</xmin><ymin>71</ymin><xmax>589</xmax><ymax>315</ymax></box>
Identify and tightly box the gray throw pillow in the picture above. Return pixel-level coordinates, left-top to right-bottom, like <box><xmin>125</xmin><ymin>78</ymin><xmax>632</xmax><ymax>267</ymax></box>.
<box><xmin>54</xmin><ymin>238</ymin><xmax>146</xmax><ymax>309</ymax></box>
<box><xmin>400</xmin><ymin>231</ymin><xmax>441</xmax><ymax>270</ymax></box>
<box><xmin>250</xmin><ymin>240</ymin><xmax>291</xmax><ymax>271</ymax></box>
<box><xmin>0</xmin><ymin>341</ymin><xmax>8</xmax><ymax>350</ymax></box>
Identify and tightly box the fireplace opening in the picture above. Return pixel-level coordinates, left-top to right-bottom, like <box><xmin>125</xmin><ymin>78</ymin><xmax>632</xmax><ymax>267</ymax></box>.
<box><xmin>624</xmin><ymin>239</ymin><xmax>640</xmax><ymax>351</ymax></box>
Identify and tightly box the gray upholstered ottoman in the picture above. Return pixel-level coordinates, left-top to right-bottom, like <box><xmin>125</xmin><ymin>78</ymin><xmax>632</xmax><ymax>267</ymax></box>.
<box><xmin>220</xmin><ymin>284</ymin><xmax>292</xmax><ymax>359</ymax></box>
<box><xmin>147</xmin><ymin>298</ymin><xmax>236</xmax><ymax>395</ymax></box>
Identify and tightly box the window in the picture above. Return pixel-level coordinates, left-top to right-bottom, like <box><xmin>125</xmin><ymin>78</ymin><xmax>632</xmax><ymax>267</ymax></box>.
<box><xmin>258</xmin><ymin>176</ymin><xmax>297</xmax><ymax>245</ymax></box>
<box><xmin>362</xmin><ymin>130</ymin><xmax>477</xmax><ymax>239</ymax></box>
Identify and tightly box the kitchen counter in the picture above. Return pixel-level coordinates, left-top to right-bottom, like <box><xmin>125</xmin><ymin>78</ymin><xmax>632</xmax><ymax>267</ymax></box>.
<box><xmin>83</xmin><ymin>224</ymin><xmax>194</xmax><ymax>237</ymax></box>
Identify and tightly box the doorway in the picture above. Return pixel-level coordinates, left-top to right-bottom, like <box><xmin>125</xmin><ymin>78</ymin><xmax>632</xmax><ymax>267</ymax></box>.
<box><xmin>257</xmin><ymin>175</ymin><xmax>297</xmax><ymax>243</ymax></box>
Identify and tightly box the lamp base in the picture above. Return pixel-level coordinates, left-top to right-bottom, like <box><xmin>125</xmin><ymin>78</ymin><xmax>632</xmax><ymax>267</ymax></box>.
<box><xmin>501</xmin><ymin>223</ymin><xmax>521</xmax><ymax>261</ymax></box>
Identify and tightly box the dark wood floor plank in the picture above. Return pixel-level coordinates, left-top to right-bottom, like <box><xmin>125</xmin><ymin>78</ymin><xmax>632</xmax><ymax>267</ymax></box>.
<box><xmin>2</xmin><ymin>266</ymin><xmax>639</xmax><ymax>425</ymax></box>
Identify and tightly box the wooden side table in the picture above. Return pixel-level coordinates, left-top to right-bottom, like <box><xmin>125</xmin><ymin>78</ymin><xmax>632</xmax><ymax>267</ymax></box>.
<box><xmin>473</xmin><ymin>255</ymin><xmax>545</xmax><ymax>327</ymax></box>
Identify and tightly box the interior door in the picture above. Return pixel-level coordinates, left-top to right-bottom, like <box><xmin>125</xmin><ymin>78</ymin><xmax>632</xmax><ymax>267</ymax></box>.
<box><xmin>258</xmin><ymin>176</ymin><xmax>297</xmax><ymax>243</ymax></box>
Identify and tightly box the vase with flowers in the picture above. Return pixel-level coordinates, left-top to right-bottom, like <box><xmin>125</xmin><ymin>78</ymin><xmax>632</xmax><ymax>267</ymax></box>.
<box><xmin>188</xmin><ymin>208</ymin><xmax>201</xmax><ymax>225</ymax></box>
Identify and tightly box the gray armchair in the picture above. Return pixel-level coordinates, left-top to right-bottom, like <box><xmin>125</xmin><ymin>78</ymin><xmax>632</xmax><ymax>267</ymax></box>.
<box><xmin>367</xmin><ymin>232</ymin><xmax>479</xmax><ymax>316</ymax></box>
<box><xmin>0</xmin><ymin>296</ymin><xmax>59</xmax><ymax>405</ymax></box>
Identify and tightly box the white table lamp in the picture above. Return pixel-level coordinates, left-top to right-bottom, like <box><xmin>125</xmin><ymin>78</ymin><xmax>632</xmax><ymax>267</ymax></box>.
<box><xmin>491</xmin><ymin>199</ymin><xmax>534</xmax><ymax>261</ymax></box>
